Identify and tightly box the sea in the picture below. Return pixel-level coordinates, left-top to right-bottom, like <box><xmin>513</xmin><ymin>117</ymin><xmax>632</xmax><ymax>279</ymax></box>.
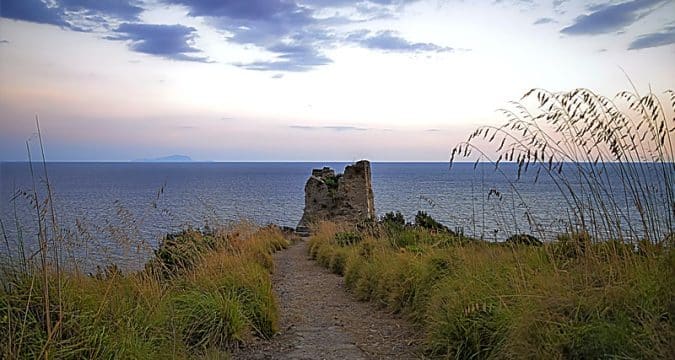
<box><xmin>0</xmin><ymin>162</ymin><xmax>671</xmax><ymax>270</ymax></box>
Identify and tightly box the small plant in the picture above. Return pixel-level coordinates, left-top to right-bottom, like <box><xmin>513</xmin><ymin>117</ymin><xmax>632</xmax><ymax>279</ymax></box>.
<box><xmin>323</xmin><ymin>174</ymin><xmax>340</xmax><ymax>189</ymax></box>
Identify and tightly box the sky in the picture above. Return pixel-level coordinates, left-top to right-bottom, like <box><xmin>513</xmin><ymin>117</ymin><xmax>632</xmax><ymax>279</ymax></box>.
<box><xmin>0</xmin><ymin>0</ymin><xmax>673</xmax><ymax>161</ymax></box>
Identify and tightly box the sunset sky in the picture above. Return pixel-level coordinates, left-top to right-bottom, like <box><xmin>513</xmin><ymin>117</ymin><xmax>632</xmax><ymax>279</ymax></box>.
<box><xmin>1</xmin><ymin>0</ymin><xmax>674</xmax><ymax>161</ymax></box>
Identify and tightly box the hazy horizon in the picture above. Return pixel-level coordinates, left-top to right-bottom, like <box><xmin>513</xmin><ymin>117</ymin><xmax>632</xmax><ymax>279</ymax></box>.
<box><xmin>1</xmin><ymin>0</ymin><xmax>674</xmax><ymax>162</ymax></box>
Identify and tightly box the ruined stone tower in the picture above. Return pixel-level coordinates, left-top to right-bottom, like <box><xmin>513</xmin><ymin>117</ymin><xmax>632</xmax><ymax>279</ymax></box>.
<box><xmin>296</xmin><ymin>160</ymin><xmax>375</xmax><ymax>234</ymax></box>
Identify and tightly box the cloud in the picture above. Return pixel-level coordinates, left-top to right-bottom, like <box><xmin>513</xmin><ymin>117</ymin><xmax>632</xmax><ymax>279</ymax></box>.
<box><xmin>0</xmin><ymin>0</ymin><xmax>142</xmax><ymax>29</ymax></box>
<box><xmin>166</xmin><ymin>0</ymin><xmax>334</xmax><ymax>70</ymax></box>
<box><xmin>165</xmin><ymin>0</ymin><xmax>453</xmax><ymax>71</ymax></box>
<box><xmin>1</xmin><ymin>1</ymin><xmax>205</xmax><ymax>62</ymax></box>
<box><xmin>302</xmin><ymin>0</ymin><xmax>422</xmax><ymax>18</ymax></box>
<box><xmin>166</xmin><ymin>0</ymin><xmax>306</xmax><ymax>21</ymax></box>
<box><xmin>0</xmin><ymin>40</ymin><xmax>9</xmax><ymax>44</ymax></box>
<box><xmin>59</xmin><ymin>0</ymin><xmax>143</xmax><ymax>21</ymax></box>
<box><xmin>302</xmin><ymin>0</ymin><xmax>418</xmax><ymax>5</ymax></box>
<box><xmin>553</xmin><ymin>0</ymin><xmax>569</xmax><ymax>13</ymax></box>
<box><xmin>108</xmin><ymin>23</ymin><xmax>209</xmax><ymax>62</ymax></box>
<box><xmin>2</xmin><ymin>0</ymin><xmax>458</xmax><ymax>69</ymax></box>
<box><xmin>346</xmin><ymin>30</ymin><xmax>453</xmax><ymax>52</ymax></box>
<box><xmin>561</xmin><ymin>0</ymin><xmax>666</xmax><ymax>35</ymax></box>
<box><xmin>237</xmin><ymin>41</ymin><xmax>333</xmax><ymax>71</ymax></box>
<box><xmin>493</xmin><ymin>0</ymin><xmax>536</xmax><ymax>8</ymax></box>
<box><xmin>0</xmin><ymin>0</ymin><xmax>70</xmax><ymax>27</ymax></box>
<box><xmin>628</xmin><ymin>24</ymin><xmax>675</xmax><ymax>49</ymax></box>
<box><xmin>425</xmin><ymin>128</ymin><xmax>441</xmax><ymax>132</ymax></box>
<box><xmin>290</xmin><ymin>125</ymin><xmax>369</xmax><ymax>131</ymax></box>
<box><xmin>533</xmin><ymin>17</ymin><xmax>556</xmax><ymax>25</ymax></box>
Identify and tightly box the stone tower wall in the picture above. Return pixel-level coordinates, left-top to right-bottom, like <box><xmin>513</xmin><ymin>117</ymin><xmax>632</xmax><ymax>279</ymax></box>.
<box><xmin>297</xmin><ymin>160</ymin><xmax>375</xmax><ymax>232</ymax></box>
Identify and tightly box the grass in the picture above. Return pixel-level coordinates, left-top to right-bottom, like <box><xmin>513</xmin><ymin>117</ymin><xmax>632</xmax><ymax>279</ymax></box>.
<box><xmin>1</xmin><ymin>224</ymin><xmax>291</xmax><ymax>358</ymax></box>
<box><xmin>309</xmin><ymin>221</ymin><xmax>674</xmax><ymax>359</ymax></box>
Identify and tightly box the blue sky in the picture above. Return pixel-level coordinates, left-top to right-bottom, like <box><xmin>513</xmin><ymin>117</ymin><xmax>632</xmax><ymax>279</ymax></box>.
<box><xmin>1</xmin><ymin>0</ymin><xmax>674</xmax><ymax>161</ymax></box>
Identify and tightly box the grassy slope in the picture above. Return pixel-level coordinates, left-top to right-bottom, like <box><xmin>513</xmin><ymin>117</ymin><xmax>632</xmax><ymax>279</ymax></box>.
<box><xmin>309</xmin><ymin>222</ymin><xmax>674</xmax><ymax>359</ymax></box>
<box><xmin>1</xmin><ymin>224</ymin><xmax>290</xmax><ymax>359</ymax></box>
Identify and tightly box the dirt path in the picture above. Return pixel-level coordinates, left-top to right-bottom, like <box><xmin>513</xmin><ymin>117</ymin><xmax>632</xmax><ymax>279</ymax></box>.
<box><xmin>234</xmin><ymin>239</ymin><xmax>421</xmax><ymax>359</ymax></box>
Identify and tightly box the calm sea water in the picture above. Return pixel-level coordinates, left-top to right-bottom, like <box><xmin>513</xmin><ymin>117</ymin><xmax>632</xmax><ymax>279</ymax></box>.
<box><xmin>0</xmin><ymin>162</ymin><xmax>669</xmax><ymax>269</ymax></box>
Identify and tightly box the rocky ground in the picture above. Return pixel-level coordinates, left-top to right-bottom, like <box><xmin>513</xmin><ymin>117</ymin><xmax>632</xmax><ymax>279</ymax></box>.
<box><xmin>233</xmin><ymin>239</ymin><xmax>421</xmax><ymax>359</ymax></box>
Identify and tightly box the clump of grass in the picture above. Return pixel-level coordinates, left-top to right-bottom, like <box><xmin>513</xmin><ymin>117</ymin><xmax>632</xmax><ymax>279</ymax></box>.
<box><xmin>334</xmin><ymin>231</ymin><xmax>363</xmax><ymax>246</ymax></box>
<box><xmin>174</xmin><ymin>289</ymin><xmax>250</xmax><ymax>349</ymax></box>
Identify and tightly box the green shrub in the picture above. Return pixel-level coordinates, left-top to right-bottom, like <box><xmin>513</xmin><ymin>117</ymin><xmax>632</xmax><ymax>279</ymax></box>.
<box><xmin>505</xmin><ymin>233</ymin><xmax>542</xmax><ymax>246</ymax></box>
<box><xmin>381</xmin><ymin>211</ymin><xmax>405</xmax><ymax>226</ymax></box>
<box><xmin>414</xmin><ymin>211</ymin><xmax>451</xmax><ymax>233</ymax></box>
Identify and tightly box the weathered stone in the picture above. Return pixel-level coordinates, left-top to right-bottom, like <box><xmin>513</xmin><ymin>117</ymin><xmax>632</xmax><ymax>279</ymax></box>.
<box><xmin>297</xmin><ymin>160</ymin><xmax>375</xmax><ymax>232</ymax></box>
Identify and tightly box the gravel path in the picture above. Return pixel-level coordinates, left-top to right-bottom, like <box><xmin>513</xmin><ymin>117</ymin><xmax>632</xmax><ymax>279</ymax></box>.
<box><xmin>234</xmin><ymin>239</ymin><xmax>421</xmax><ymax>359</ymax></box>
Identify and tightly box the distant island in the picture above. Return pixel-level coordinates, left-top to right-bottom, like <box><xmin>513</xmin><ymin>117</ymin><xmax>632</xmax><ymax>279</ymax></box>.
<box><xmin>133</xmin><ymin>155</ymin><xmax>193</xmax><ymax>162</ymax></box>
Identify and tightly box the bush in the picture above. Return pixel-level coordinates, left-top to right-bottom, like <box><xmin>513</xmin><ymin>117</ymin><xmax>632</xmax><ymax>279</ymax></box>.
<box><xmin>381</xmin><ymin>211</ymin><xmax>405</xmax><ymax>226</ymax></box>
<box><xmin>505</xmin><ymin>234</ymin><xmax>542</xmax><ymax>246</ymax></box>
<box><xmin>414</xmin><ymin>211</ymin><xmax>452</xmax><ymax>233</ymax></box>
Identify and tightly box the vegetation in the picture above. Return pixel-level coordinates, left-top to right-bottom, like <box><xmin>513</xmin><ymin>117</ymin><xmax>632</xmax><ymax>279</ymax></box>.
<box><xmin>309</xmin><ymin>221</ymin><xmax>673</xmax><ymax>359</ymax></box>
<box><xmin>310</xmin><ymin>87</ymin><xmax>674</xmax><ymax>358</ymax></box>
<box><xmin>2</xmin><ymin>86</ymin><xmax>672</xmax><ymax>358</ymax></box>
<box><xmin>323</xmin><ymin>174</ymin><xmax>342</xmax><ymax>190</ymax></box>
<box><xmin>380</xmin><ymin>211</ymin><xmax>405</xmax><ymax>227</ymax></box>
<box><xmin>1</xmin><ymin>224</ymin><xmax>290</xmax><ymax>358</ymax></box>
<box><xmin>451</xmin><ymin>87</ymin><xmax>674</xmax><ymax>244</ymax></box>
<box><xmin>504</xmin><ymin>233</ymin><xmax>542</xmax><ymax>246</ymax></box>
<box><xmin>414</xmin><ymin>211</ymin><xmax>452</xmax><ymax>233</ymax></box>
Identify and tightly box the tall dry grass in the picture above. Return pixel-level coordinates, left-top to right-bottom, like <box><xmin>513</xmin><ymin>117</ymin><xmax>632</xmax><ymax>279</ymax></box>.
<box><xmin>451</xmin><ymin>87</ymin><xmax>674</xmax><ymax>243</ymax></box>
<box><xmin>1</xmin><ymin>223</ymin><xmax>290</xmax><ymax>358</ymax></box>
